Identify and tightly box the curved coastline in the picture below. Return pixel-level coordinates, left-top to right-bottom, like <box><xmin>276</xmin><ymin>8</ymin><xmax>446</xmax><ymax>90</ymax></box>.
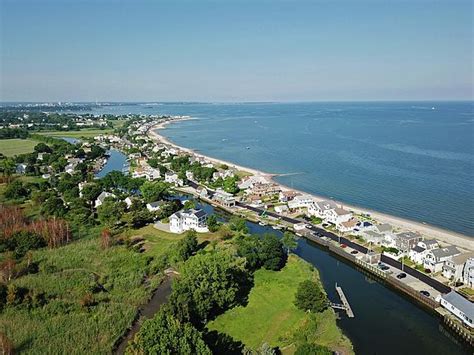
<box><xmin>149</xmin><ymin>119</ymin><xmax>473</xmax><ymax>251</ymax></box>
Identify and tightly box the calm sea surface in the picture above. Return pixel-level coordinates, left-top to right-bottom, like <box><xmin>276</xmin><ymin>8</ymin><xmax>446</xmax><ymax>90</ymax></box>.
<box><xmin>86</xmin><ymin>101</ymin><xmax>474</xmax><ymax>236</ymax></box>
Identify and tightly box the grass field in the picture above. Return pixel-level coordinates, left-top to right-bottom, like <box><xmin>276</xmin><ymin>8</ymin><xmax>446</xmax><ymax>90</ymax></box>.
<box><xmin>207</xmin><ymin>255</ymin><xmax>353</xmax><ymax>354</ymax></box>
<box><xmin>0</xmin><ymin>139</ymin><xmax>38</xmax><ymax>156</ymax></box>
<box><xmin>37</xmin><ymin>128</ymin><xmax>115</xmax><ymax>139</ymax></box>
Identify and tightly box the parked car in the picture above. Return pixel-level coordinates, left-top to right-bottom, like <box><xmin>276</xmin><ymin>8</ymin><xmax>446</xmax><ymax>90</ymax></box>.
<box><xmin>420</xmin><ymin>290</ymin><xmax>430</xmax><ymax>297</ymax></box>
<box><xmin>396</xmin><ymin>273</ymin><xmax>407</xmax><ymax>279</ymax></box>
<box><xmin>340</xmin><ymin>244</ymin><xmax>347</xmax><ymax>248</ymax></box>
<box><xmin>350</xmin><ymin>250</ymin><xmax>359</xmax><ymax>255</ymax></box>
<box><xmin>378</xmin><ymin>263</ymin><xmax>390</xmax><ymax>271</ymax></box>
<box><xmin>424</xmin><ymin>269</ymin><xmax>431</xmax><ymax>274</ymax></box>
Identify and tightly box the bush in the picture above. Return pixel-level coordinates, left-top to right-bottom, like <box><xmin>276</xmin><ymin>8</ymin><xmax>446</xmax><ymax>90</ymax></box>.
<box><xmin>294</xmin><ymin>280</ymin><xmax>327</xmax><ymax>313</ymax></box>
<box><xmin>295</xmin><ymin>343</ymin><xmax>332</xmax><ymax>355</ymax></box>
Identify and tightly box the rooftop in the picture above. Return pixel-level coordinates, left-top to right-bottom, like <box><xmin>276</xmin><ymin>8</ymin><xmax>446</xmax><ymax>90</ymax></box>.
<box><xmin>442</xmin><ymin>291</ymin><xmax>474</xmax><ymax>320</ymax></box>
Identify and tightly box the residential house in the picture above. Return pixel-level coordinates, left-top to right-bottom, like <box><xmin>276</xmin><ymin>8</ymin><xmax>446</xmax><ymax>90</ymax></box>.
<box><xmin>463</xmin><ymin>257</ymin><xmax>474</xmax><ymax>288</ymax></box>
<box><xmin>308</xmin><ymin>200</ymin><xmax>338</xmax><ymax>218</ymax></box>
<box><xmin>288</xmin><ymin>194</ymin><xmax>314</xmax><ymax>210</ymax></box>
<box><xmin>146</xmin><ymin>201</ymin><xmax>164</xmax><ymax>212</ymax></box>
<box><xmin>95</xmin><ymin>192</ymin><xmax>116</xmax><ymax>208</ymax></box>
<box><xmin>374</xmin><ymin>223</ymin><xmax>393</xmax><ymax>235</ymax></box>
<box><xmin>164</xmin><ymin>172</ymin><xmax>184</xmax><ymax>186</ymax></box>
<box><xmin>186</xmin><ymin>171</ymin><xmax>194</xmax><ymax>180</ymax></box>
<box><xmin>325</xmin><ymin>208</ymin><xmax>353</xmax><ymax>226</ymax></box>
<box><xmin>249</xmin><ymin>183</ymin><xmax>281</xmax><ymax>198</ymax></box>
<box><xmin>198</xmin><ymin>187</ymin><xmax>209</xmax><ymax>199</ymax></box>
<box><xmin>423</xmin><ymin>246</ymin><xmax>461</xmax><ymax>273</ymax></box>
<box><xmin>212</xmin><ymin>189</ymin><xmax>236</xmax><ymax>208</ymax></box>
<box><xmin>438</xmin><ymin>291</ymin><xmax>473</xmax><ymax>328</ymax></box>
<box><xmin>238</xmin><ymin>175</ymin><xmax>269</xmax><ymax>190</ymax></box>
<box><xmin>169</xmin><ymin>209</ymin><xmax>208</xmax><ymax>233</ymax></box>
<box><xmin>442</xmin><ymin>252</ymin><xmax>474</xmax><ymax>283</ymax></box>
<box><xmin>278</xmin><ymin>190</ymin><xmax>299</xmax><ymax>203</ymax></box>
<box><xmin>338</xmin><ymin>218</ymin><xmax>359</xmax><ymax>233</ymax></box>
<box><xmin>274</xmin><ymin>204</ymin><xmax>289</xmax><ymax>214</ymax></box>
<box><xmin>418</xmin><ymin>239</ymin><xmax>439</xmax><ymax>250</ymax></box>
<box><xmin>16</xmin><ymin>163</ymin><xmax>27</xmax><ymax>174</ymax></box>
<box><xmin>124</xmin><ymin>197</ymin><xmax>134</xmax><ymax>209</ymax></box>
<box><xmin>395</xmin><ymin>232</ymin><xmax>422</xmax><ymax>252</ymax></box>
<box><xmin>354</xmin><ymin>221</ymin><xmax>375</xmax><ymax>234</ymax></box>
<box><xmin>409</xmin><ymin>245</ymin><xmax>427</xmax><ymax>265</ymax></box>
<box><xmin>363</xmin><ymin>231</ymin><xmax>385</xmax><ymax>245</ymax></box>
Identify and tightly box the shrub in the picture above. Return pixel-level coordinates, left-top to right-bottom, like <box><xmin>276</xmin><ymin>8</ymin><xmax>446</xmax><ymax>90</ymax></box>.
<box><xmin>294</xmin><ymin>280</ymin><xmax>327</xmax><ymax>313</ymax></box>
<box><xmin>295</xmin><ymin>343</ymin><xmax>332</xmax><ymax>355</ymax></box>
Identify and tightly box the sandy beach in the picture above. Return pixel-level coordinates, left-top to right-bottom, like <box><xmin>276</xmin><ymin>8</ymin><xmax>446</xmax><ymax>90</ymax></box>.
<box><xmin>149</xmin><ymin>119</ymin><xmax>474</xmax><ymax>252</ymax></box>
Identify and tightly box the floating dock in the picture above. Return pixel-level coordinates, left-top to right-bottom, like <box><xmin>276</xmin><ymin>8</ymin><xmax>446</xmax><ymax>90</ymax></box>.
<box><xmin>335</xmin><ymin>284</ymin><xmax>354</xmax><ymax>318</ymax></box>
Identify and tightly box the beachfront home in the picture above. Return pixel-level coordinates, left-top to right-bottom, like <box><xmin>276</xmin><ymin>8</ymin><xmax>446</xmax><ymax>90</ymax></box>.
<box><xmin>279</xmin><ymin>190</ymin><xmax>300</xmax><ymax>203</ymax></box>
<box><xmin>325</xmin><ymin>207</ymin><xmax>353</xmax><ymax>226</ymax></box>
<box><xmin>418</xmin><ymin>239</ymin><xmax>439</xmax><ymax>250</ymax></box>
<box><xmin>463</xmin><ymin>257</ymin><xmax>474</xmax><ymax>288</ymax></box>
<box><xmin>438</xmin><ymin>291</ymin><xmax>474</xmax><ymax>328</ymax></box>
<box><xmin>274</xmin><ymin>204</ymin><xmax>289</xmax><ymax>214</ymax></box>
<box><xmin>338</xmin><ymin>218</ymin><xmax>359</xmax><ymax>233</ymax></box>
<box><xmin>409</xmin><ymin>245</ymin><xmax>427</xmax><ymax>265</ymax></box>
<box><xmin>238</xmin><ymin>175</ymin><xmax>269</xmax><ymax>190</ymax></box>
<box><xmin>198</xmin><ymin>187</ymin><xmax>209</xmax><ymax>198</ymax></box>
<box><xmin>374</xmin><ymin>223</ymin><xmax>393</xmax><ymax>235</ymax></box>
<box><xmin>395</xmin><ymin>232</ymin><xmax>422</xmax><ymax>252</ymax></box>
<box><xmin>146</xmin><ymin>201</ymin><xmax>164</xmax><ymax>212</ymax></box>
<box><xmin>169</xmin><ymin>209</ymin><xmax>208</xmax><ymax>233</ymax></box>
<box><xmin>95</xmin><ymin>191</ymin><xmax>116</xmax><ymax>208</ymax></box>
<box><xmin>363</xmin><ymin>231</ymin><xmax>385</xmax><ymax>245</ymax></box>
<box><xmin>442</xmin><ymin>252</ymin><xmax>474</xmax><ymax>283</ymax></box>
<box><xmin>249</xmin><ymin>182</ymin><xmax>281</xmax><ymax>198</ymax></box>
<box><xmin>288</xmin><ymin>194</ymin><xmax>314</xmax><ymax>210</ymax></box>
<box><xmin>212</xmin><ymin>189</ymin><xmax>236</xmax><ymax>208</ymax></box>
<box><xmin>308</xmin><ymin>200</ymin><xmax>338</xmax><ymax>218</ymax></box>
<box><xmin>212</xmin><ymin>169</ymin><xmax>235</xmax><ymax>181</ymax></box>
<box><xmin>423</xmin><ymin>246</ymin><xmax>461</xmax><ymax>273</ymax></box>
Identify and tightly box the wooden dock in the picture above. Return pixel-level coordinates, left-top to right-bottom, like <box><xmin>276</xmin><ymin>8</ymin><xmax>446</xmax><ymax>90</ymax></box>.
<box><xmin>335</xmin><ymin>284</ymin><xmax>354</xmax><ymax>318</ymax></box>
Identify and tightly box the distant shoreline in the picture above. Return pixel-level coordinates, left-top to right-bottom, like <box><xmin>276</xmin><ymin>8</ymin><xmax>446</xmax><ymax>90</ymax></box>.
<box><xmin>149</xmin><ymin>118</ymin><xmax>474</xmax><ymax>251</ymax></box>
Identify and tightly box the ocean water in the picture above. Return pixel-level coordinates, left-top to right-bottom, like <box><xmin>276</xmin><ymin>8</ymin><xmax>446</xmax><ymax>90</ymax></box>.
<box><xmin>86</xmin><ymin>102</ymin><xmax>474</xmax><ymax>236</ymax></box>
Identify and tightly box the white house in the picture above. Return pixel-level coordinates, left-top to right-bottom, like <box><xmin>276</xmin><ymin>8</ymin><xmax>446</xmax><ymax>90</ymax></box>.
<box><xmin>418</xmin><ymin>239</ymin><xmax>439</xmax><ymax>250</ymax></box>
<box><xmin>274</xmin><ymin>204</ymin><xmax>289</xmax><ymax>214</ymax></box>
<box><xmin>325</xmin><ymin>207</ymin><xmax>352</xmax><ymax>226</ymax></box>
<box><xmin>338</xmin><ymin>218</ymin><xmax>359</xmax><ymax>233</ymax></box>
<box><xmin>124</xmin><ymin>197</ymin><xmax>134</xmax><ymax>209</ymax></box>
<box><xmin>409</xmin><ymin>245</ymin><xmax>427</xmax><ymax>265</ymax></box>
<box><xmin>278</xmin><ymin>190</ymin><xmax>299</xmax><ymax>203</ymax></box>
<box><xmin>442</xmin><ymin>252</ymin><xmax>474</xmax><ymax>283</ymax></box>
<box><xmin>164</xmin><ymin>172</ymin><xmax>184</xmax><ymax>186</ymax></box>
<box><xmin>212</xmin><ymin>189</ymin><xmax>236</xmax><ymax>208</ymax></box>
<box><xmin>146</xmin><ymin>201</ymin><xmax>164</xmax><ymax>212</ymax></box>
<box><xmin>463</xmin><ymin>257</ymin><xmax>474</xmax><ymax>288</ymax></box>
<box><xmin>169</xmin><ymin>209</ymin><xmax>208</xmax><ymax>233</ymax></box>
<box><xmin>238</xmin><ymin>175</ymin><xmax>269</xmax><ymax>190</ymax></box>
<box><xmin>288</xmin><ymin>194</ymin><xmax>314</xmax><ymax>210</ymax></box>
<box><xmin>186</xmin><ymin>171</ymin><xmax>194</xmax><ymax>180</ymax></box>
<box><xmin>16</xmin><ymin>163</ymin><xmax>27</xmax><ymax>174</ymax></box>
<box><xmin>423</xmin><ymin>246</ymin><xmax>461</xmax><ymax>273</ymax></box>
<box><xmin>438</xmin><ymin>291</ymin><xmax>473</xmax><ymax>328</ymax></box>
<box><xmin>363</xmin><ymin>231</ymin><xmax>385</xmax><ymax>245</ymax></box>
<box><xmin>308</xmin><ymin>200</ymin><xmax>338</xmax><ymax>218</ymax></box>
<box><xmin>95</xmin><ymin>191</ymin><xmax>116</xmax><ymax>208</ymax></box>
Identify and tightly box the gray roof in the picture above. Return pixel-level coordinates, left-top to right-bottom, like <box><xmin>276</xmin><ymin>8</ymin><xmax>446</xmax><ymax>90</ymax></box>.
<box><xmin>365</xmin><ymin>231</ymin><xmax>384</xmax><ymax>239</ymax></box>
<box><xmin>431</xmin><ymin>246</ymin><xmax>460</xmax><ymax>259</ymax></box>
<box><xmin>375</xmin><ymin>223</ymin><xmax>392</xmax><ymax>233</ymax></box>
<box><xmin>411</xmin><ymin>245</ymin><xmax>425</xmax><ymax>253</ymax></box>
<box><xmin>193</xmin><ymin>209</ymin><xmax>207</xmax><ymax>218</ymax></box>
<box><xmin>422</xmin><ymin>239</ymin><xmax>438</xmax><ymax>246</ymax></box>
<box><xmin>148</xmin><ymin>201</ymin><xmax>163</xmax><ymax>208</ymax></box>
<box><xmin>442</xmin><ymin>291</ymin><xmax>474</xmax><ymax>320</ymax></box>
<box><xmin>396</xmin><ymin>232</ymin><xmax>421</xmax><ymax>240</ymax></box>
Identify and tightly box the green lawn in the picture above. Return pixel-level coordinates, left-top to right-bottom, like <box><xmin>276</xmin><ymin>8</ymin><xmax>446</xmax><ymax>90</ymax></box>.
<box><xmin>0</xmin><ymin>139</ymin><xmax>38</xmax><ymax>156</ymax></box>
<box><xmin>207</xmin><ymin>255</ymin><xmax>353</xmax><ymax>354</ymax></box>
<box><xmin>37</xmin><ymin>128</ymin><xmax>115</xmax><ymax>139</ymax></box>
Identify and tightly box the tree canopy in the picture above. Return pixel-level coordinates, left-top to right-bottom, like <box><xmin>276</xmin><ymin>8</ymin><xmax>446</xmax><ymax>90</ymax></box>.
<box><xmin>294</xmin><ymin>280</ymin><xmax>327</xmax><ymax>313</ymax></box>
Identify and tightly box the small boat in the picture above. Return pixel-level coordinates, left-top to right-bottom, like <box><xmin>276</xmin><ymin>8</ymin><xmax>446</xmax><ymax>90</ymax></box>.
<box><xmin>272</xmin><ymin>226</ymin><xmax>282</xmax><ymax>230</ymax></box>
<box><xmin>258</xmin><ymin>222</ymin><xmax>267</xmax><ymax>226</ymax></box>
<box><xmin>246</xmin><ymin>146</ymin><xmax>250</xmax><ymax>150</ymax></box>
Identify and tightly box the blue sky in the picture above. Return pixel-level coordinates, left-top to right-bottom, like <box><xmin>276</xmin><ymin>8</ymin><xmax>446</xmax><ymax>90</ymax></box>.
<box><xmin>1</xmin><ymin>0</ymin><xmax>472</xmax><ymax>102</ymax></box>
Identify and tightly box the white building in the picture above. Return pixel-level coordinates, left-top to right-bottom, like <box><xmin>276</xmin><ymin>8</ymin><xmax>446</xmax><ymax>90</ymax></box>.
<box><xmin>274</xmin><ymin>204</ymin><xmax>289</xmax><ymax>214</ymax></box>
<box><xmin>423</xmin><ymin>246</ymin><xmax>461</xmax><ymax>273</ymax></box>
<box><xmin>169</xmin><ymin>209</ymin><xmax>208</xmax><ymax>233</ymax></box>
<box><xmin>95</xmin><ymin>192</ymin><xmax>116</xmax><ymax>208</ymax></box>
<box><xmin>212</xmin><ymin>189</ymin><xmax>236</xmax><ymax>208</ymax></box>
<box><xmin>308</xmin><ymin>200</ymin><xmax>338</xmax><ymax>218</ymax></box>
<box><xmin>418</xmin><ymin>239</ymin><xmax>439</xmax><ymax>250</ymax></box>
<box><xmin>124</xmin><ymin>197</ymin><xmax>134</xmax><ymax>209</ymax></box>
<box><xmin>288</xmin><ymin>194</ymin><xmax>314</xmax><ymax>210</ymax></box>
<box><xmin>238</xmin><ymin>175</ymin><xmax>269</xmax><ymax>190</ymax></box>
<box><xmin>409</xmin><ymin>245</ymin><xmax>427</xmax><ymax>265</ymax></box>
<box><xmin>164</xmin><ymin>172</ymin><xmax>184</xmax><ymax>186</ymax></box>
<box><xmin>146</xmin><ymin>201</ymin><xmax>164</xmax><ymax>212</ymax></box>
<box><xmin>438</xmin><ymin>291</ymin><xmax>473</xmax><ymax>328</ymax></box>
<box><xmin>442</xmin><ymin>252</ymin><xmax>474</xmax><ymax>283</ymax></box>
<box><xmin>338</xmin><ymin>218</ymin><xmax>359</xmax><ymax>233</ymax></box>
<box><xmin>463</xmin><ymin>257</ymin><xmax>474</xmax><ymax>288</ymax></box>
<box><xmin>325</xmin><ymin>207</ymin><xmax>353</xmax><ymax>226</ymax></box>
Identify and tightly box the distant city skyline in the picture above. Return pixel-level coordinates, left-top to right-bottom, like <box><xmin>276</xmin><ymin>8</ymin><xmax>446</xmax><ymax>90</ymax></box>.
<box><xmin>1</xmin><ymin>0</ymin><xmax>472</xmax><ymax>102</ymax></box>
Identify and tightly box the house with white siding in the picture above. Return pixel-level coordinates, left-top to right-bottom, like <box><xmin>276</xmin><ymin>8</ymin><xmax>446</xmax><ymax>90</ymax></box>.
<box><xmin>308</xmin><ymin>200</ymin><xmax>338</xmax><ymax>218</ymax></box>
<box><xmin>437</xmin><ymin>291</ymin><xmax>473</xmax><ymax>328</ymax></box>
<box><xmin>325</xmin><ymin>207</ymin><xmax>352</xmax><ymax>226</ymax></box>
<box><xmin>169</xmin><ymin>209</ymin><xmax>208</xmax><ymax>233</ymax></box>
<box><xmin>463</xmin><ymin>257</ymin><xmax>474</xmax><ymax>288</ymax></box>
<box><xmin>442</xmin><ymin>252</ymin><xmax>474</xmax><ymax>283</ymax></box>
<box><xmin>288</xmin><ymin>194</ymin><xmax>314</xmax><ymax>210</ymax></box>
<box><xmin>423</xmin><ymin>246</ymin><xmax>461</xmax><ymax>273</ymax></box>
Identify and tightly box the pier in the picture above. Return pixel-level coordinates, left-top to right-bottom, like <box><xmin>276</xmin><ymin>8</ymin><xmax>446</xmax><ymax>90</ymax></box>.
<box><xmin>334</xmin><ymin>283</ymin><xmax>354</xmax><ymax>318</ymax></box>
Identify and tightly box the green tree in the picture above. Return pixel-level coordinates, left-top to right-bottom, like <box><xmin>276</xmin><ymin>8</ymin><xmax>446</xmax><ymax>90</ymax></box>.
<box><xmin>140</xmin><ymin>181</ymin><xmax>170</xmax><ymax>203</ymax></box>
<box><xmin>294</xmin><ymin>280</ymin><xmax>328</xmax><ymax>313</ymax></box>
<box><xmin>0</xmin><ymin>158</ymin><xmax>16</xmax><ymax>182</ymax></box>
<box><xmin>4</xmin><ymin>180</ymin><xmax>29</xmax><ymax>200</ymax></box>
<box><xmin>282</xmin><ymin>231</ymin><xmax>298</xmax><ymax>253</ymax></box>
<box><xmin>127</xmin><ymin>309</ymin><xmax>211</xmax><ymax>355</ymax></box>
<box><xmin>183</xmin><ymin>199</ymin><xmax>196</xmax><ymax>210</ymax></box>
<box><xmin>229</xmin><ymin>216</ymin><xmax>248</xmax><ymax>234</ymax></box>
<box><xmin>259</xmin><ymin>233</ymin><xmax>286</xmax><ymax>271</ymax></box>
<box><xmin>97</xmin><ymin>198</ymin><xmax>126</xmax><ymax>226</ymax></box>
<box><xmin>295</xmin><ymin>343</ymin><xmax>332</xmax><ymax>355</ymax></box>
<box><xmin>173</xmin><ymin>230</ymin><xmax>199</xmax><ymax>263</ymax></box>
<box><xmin>207</xmin><ymin>214</ymin><xmax>220</xmax><ymax>233</ymax></box>
<box><xmin>34</xmin><ymin>142</ymin><xmax>51</xmax><ymax>153</ymax></box>
<box><xmin>41</xmin><ymin>195</ymin><xmax>67</xmax><ymax>217</ymax></box>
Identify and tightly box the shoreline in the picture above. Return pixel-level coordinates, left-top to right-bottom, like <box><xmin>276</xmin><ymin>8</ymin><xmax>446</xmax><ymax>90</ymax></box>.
<box><xmin>149</xmin><ymin>119</ymin><xmax>474</xmax><ymax>251</ymax></box>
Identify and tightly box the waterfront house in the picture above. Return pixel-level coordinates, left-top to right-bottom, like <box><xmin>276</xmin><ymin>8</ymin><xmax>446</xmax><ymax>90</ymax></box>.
<box><xmin>288</xmin><ymin>194</ymin><xmax>314</xmax><ymax>210</ymax></box>
<box><xmin>146</xmin><ymin>201</ymin><xmax>164</xmax><ymax>212</ymax></box>
<box><xmin>438</xmin><ymin>291</ymin><xmax>474</xmax><ymax>328</ymax></box>
<box><xmin>463</xmin><ymin>257</ymin><xmax>474</xmax><ymax>288</ymax></box>
<box><xmin>198</xmin><ymin>187</ymin><xmax>209</xmax><ymax>198</ymax></box>
<box><xmin>278</xmin><ymin>190</ymin><xmax>300</xmax><ymax>203</ymax></box>
<box><xmin>363</xmin><ymin>231</ymin><xmax>385</xmax><ymax>245</ymax></box>
<box><xmin>238</xmin><ymin>175</ymin><xmax>269</xmax><ymax>190</ymax></box>
<box><xmin>164</xmin><ymin>172</ymin><xmax>184</xmax><ymax>186</ymax></box>
<box><xmin>409</xmin><ymin>245</ymin><xmax>427</xmax><ymax>264</ymax></box>
<box><xmin>325</xmin><ymin>207</ymin><xmax>353</xmax><ymax>226</ymax></box>
<box><xmin>185</xmin><ymin>171</ymin><xmax>194</xmax><ymax>180</ymax></box>
<box><xmin>442</xmin><ymin>252</ymin><xmax>474</xmax><ymax>283</ymax></box>
<box><xmin>248</xmin><ymin>182</ymin><xmax>281</xmax><ymax>198</ymax></box>
<box><xmin>423</xmin><ymin>246</ymin><xmax>461</xmax><ymax>273</ymax></box>
<box><xmin>212</xmin><ymin>188</ymin><xmax>236</xmax><ymax>208</ymax></box>
<box><xmin>374</xmin><ymin>223</ymin><xmax>393</xmax><ymax>234</ymax></box>
<box><xmin>95</xmin><ymin>191</ymin><xmax>116</xmax><ymax>208</ymax></box>
<box><xmin>308</xmin><ymin>200</ymin><xmax>338</xmax><ymax>218</ymax></box>
<box><xmin>418</xmin><ymin>239</ymin><xmax>439</xmax><ymax>250</ymax></box>
<box><xmin>354</xmin><ymin>221</ymin><xmax>375</xmax><ymax>234</ymax></box>
<box><xmin>169</xmin><ymin>209</ymin><xmax>208</xmax><ymax>233</ymax></box>
<box><xmin>338</xmin><ymin>218</ymin><xmax>359</xmax><ymax>233</ymax></box>
<box><xmin>395</xmin><ymin>232</ymin><xmax>422</xmax><ymax>252</ymax></box>
<box><xmin>274</xmin><ymin>204</ymin><xmax>289</xmax><ymax>214</ymax></box>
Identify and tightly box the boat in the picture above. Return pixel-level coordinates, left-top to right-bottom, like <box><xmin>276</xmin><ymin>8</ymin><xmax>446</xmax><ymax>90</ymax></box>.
<box><xmin>258</xmin><ymin>222</ymin><xmax>267</xmax><ymax>226</ymax></box>
<box><xmin>246</xmin><ymin>146</ymin><xmax>250</xmax><ymax>149</ymax></box>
